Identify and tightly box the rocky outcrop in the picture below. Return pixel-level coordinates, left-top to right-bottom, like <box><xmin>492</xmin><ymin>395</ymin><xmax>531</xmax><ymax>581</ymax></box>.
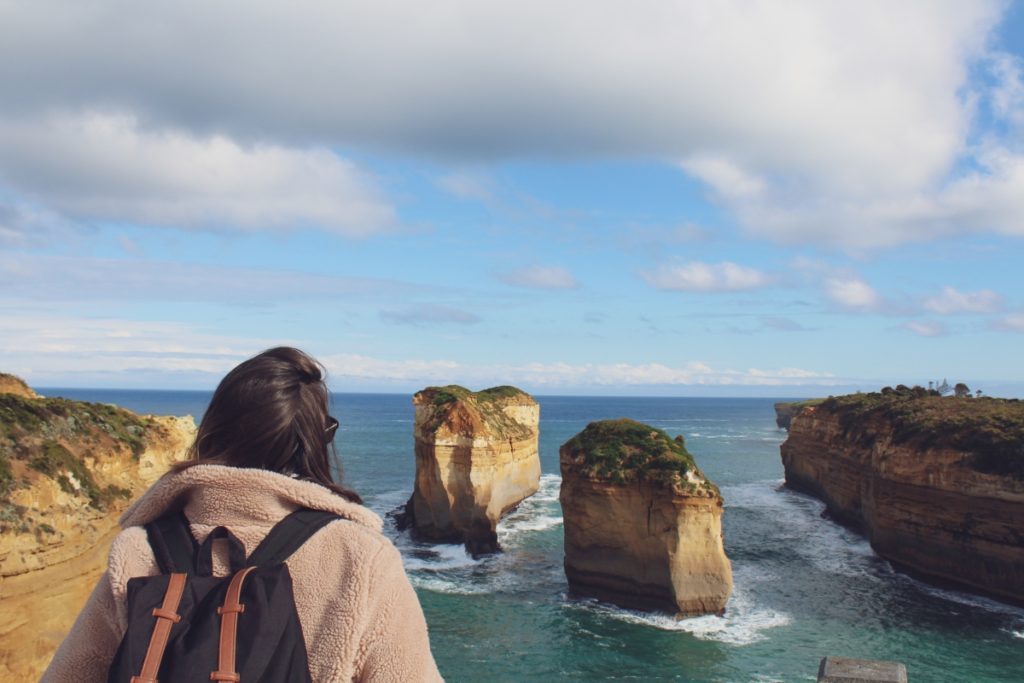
<box><xmin>0</xmin><ymin>382</ymin><xmax>195</xmax><ymax>680</ymax></box>
<box><xmin>560</xmin><ymin>419</ymin><xmax>732</xmax><ymax>616</ymax></box>
<box><xmin>775</xmin><ymin>399</ymin><xmax>823</xmax><ymax>430</ymax></box>
<box><xmin>401</xmin><ymin>385</ymin><xmax>540</xmax><ymax>555</ymax></box>
<box><xmin>0</xmin><ymin>373</ymin><xmax>40</xmax><ymax>400</ymax></box>
<box><xmin>781</xmin><ymin>389</ymin><xmax>1024</xmax><ymax>605</ymax></box>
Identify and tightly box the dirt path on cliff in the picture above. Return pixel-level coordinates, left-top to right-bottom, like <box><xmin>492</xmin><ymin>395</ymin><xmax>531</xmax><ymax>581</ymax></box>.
<box><xmin>0</xmin><ymin>526</ymin><xmax>118</xmax><ymax>680</ymax></box>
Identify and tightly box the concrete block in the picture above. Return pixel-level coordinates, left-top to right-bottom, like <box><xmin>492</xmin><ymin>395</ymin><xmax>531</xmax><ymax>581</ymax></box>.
<box><xmin>817</xmin><ymin>656</ymin><xmax>908</xmax><ymax>683</ymax></box>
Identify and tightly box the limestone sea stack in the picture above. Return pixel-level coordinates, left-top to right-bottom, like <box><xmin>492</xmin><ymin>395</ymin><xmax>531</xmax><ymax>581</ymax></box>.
<box><xmin>781</xmin><ymin>387</ymin><xmax>1024</xmax><ymax>605</ymax></box>
<box><xmin>403</xmin><ymin>385</ymin><xmax>540</xmax><ymax>555</ymax></box>
<box><xmin>0</xmin><ymin>380</ymin><xmax>195</xmax><ymax>679</ymax></box>
<box><xmin>560</xmin><ymin>419</ymin><xmax>733</xmax><ymax>616</ymax></box>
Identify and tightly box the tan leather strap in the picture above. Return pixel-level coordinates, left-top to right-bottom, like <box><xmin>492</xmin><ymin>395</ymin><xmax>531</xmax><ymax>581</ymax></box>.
<box><xmin>210</xmin><ymin>566</ymin><xmax>257</xmax><ymax>682</ymax></box>
<box><xmin>130</xmin><ymin>572</ymin><xmax>187</xmax><ymax>683</ymax></box>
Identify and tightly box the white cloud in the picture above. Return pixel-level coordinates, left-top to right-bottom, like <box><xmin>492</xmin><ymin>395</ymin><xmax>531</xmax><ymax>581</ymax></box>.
<box><xmin>379</xmin><ymin>305</ymin><xmax>480</xmax><ymax>326</ymax></box>
<box><xmin>0</xmin><ymin>111</ymin><xmax>396</xmax><ymax>236</ymax></box>
<box><xmin>903</xmin><ymin>320</ymin><xmax>948</xmax><ymax>337</ymax></box>
<box><xmin>0</xmin><ymin>2</ymin><xmax>1011</xmax><ymax>246</ymax></box>
<box><xmin>498</xmin><ymin>266</ymin><xmax>579</xmax><ymax>290</ymax></box>
<box><xmin>642</xmin><ymin>261</ymin><xmax>772</xmax><ymax>292</ymax></box>
<box><xmin>990</xmin><ymin>52</ymin><xmax>1024</xmax><ymax>128</ymax></box>
<box><xmin>0</xmin><ymin>313</ymin><xmax>268</xmax><ymax>387</ymax></box>
<box><xmin>436</xmin><ymin>172</ymin><xmax>496</xmax><ymax>202</ymax></box>
<box><xmin>680</xmin><ymin>156</ymin><xmax>766</xmax><ymax>199</ymax></box>
<box><xmin>0</xmin><ymin>311</ymin><xmax>839</xmax><ymax>389</ymax></box>
<box><xmin>0</xmin><ymin>253</ymin><xmax>418</xmax><ymax>303</ymax></box>
<box><xmin>923</xmin><ymin>286</ymin><xmax>1002</xmax><ymax>314</ymax></box>
<box><xmin>321</xmin><ymin>355</ymin><xmax>836</xmax><ymax>388</ymax></box>
<box><xmin>722</xmin><ymin>142</ymin><xmax>1024</xmax><ymax>249</ymax></box>
<box><xmin>991</xmin><ymin>313</ymin><xmax>1024</xmax><ymax>332</ymax></box>
<box><xmin>0</xmin><ymin>201</ymin><xmax>79</xmax><ymax>247</ymax></box>
<box><xmin>823</xmin><ymin>277</ymin><xmax>883</xmax><ymax>310</ymax></box>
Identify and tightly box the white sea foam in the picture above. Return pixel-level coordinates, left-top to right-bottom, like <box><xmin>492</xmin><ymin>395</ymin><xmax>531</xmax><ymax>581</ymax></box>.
<box><xmin>898</xmin><ymin>575</ymin><xmax>1024</xmax><ymax>617</ymax></box>
<box><xmin>725</xmin><ymin>481</ymin><xmax>1024</xmax><ymax>619</ymax></box>
<box><xmin>571</xmin><ymin>565</ymin><xmax>790</xmax><ymax>646</ymax></box>
<box><xmin>1012</xmin><ymin>629</ymin><xmax>1024</xmax><ymax>639</ymax></box>
<box><xmin>409</xmin><ymin>575</ymin><xmax>492</xmax><ymax>595</ymax></box>
<box><xmin>577</xmin><ymin>599</ymin><xmax>790</xmax><ymax>647</ymax></box>
<box><xmin>400</xmin><ymin>542</ymin><xmax>480</xmax><ymax>572</ymax></box>
<box><xmin>497</xmin><ymin>473</ymin><xmax>564</xmax><ymax>544</ymax></box>
<box><xmin>724</xmin><ymin>480</ymin><xmax>877</xmax><ymax>579</ymax></box>
<box><xmin>501</xmin><ymin>514</ymin><xmax>563</xmax><ymax>535</ymax></box>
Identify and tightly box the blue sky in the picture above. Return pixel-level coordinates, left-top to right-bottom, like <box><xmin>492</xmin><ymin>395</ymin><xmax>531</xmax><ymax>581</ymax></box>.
<box><xmin>1</xmin><ymin>1</ymin><xmax>1023</xmax><ymax>396</ymax></box>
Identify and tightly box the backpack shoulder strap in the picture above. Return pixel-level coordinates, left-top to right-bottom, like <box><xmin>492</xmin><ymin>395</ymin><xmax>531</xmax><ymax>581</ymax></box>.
<box><xmin>145</xmin><ymin>510</ymin><xmax>199</xmax><ymax>573</ymax></box>
<box><xmin>246</xmin><ymin>509</ymin><xmax>342</xmax><ymax>567</ymax></box>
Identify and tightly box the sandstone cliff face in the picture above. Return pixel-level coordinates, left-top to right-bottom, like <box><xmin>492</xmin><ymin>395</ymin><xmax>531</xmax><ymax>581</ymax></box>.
<box><xmin>560</xmin><ymin>419</ymin><xmax>732</xmax><ymax>617</ymax></box>
<box><xmin>0</xmin><ymin>373</ymin><xmax>40</xmax><ymax>399</ymax></box>
<box><xmin>404</xmin><ymin>385</ymin><xmax>540</xmax><ymax>555</ymax></box>
<box><xmin>781</xmin><ymin>392</ymin><xmax>1024</xmax><ymax>605</ymax></box>
<box><xmin>0</xmin><ymin>384</ymin><xmax>195</xmax><ymax>680</ymax></box>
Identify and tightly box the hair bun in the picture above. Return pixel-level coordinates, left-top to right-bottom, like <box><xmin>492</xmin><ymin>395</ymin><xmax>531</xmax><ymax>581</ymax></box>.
<box><xmin>298</xmin><ymin>365</ymin><xmax>322</xmax><ymax>383</ymax></box>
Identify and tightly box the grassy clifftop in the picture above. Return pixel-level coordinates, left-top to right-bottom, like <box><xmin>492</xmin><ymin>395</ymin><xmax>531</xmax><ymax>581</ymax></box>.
<box><xmin>0</xmin><ymin>391</ymin><xmax>166</xmax><ymax>534</ymax></box>
<box><xmin>561</xmin><ymin>418</ymin><xmax>718</xmax><ymax>495</ymax></box>
<box><xmin>419</xmin><ymin>384</ymin><xmax>531</xmax><ymax>406</ymax></box>
<box><xmin>413</xmin><ymin>385</ymin><xmax>537</xmax><ymax>437</ymax></box>
<box><xmin>818</xmin><ymin>388</ymin><xmax>1024</xmax><ymax>479</ymax></box>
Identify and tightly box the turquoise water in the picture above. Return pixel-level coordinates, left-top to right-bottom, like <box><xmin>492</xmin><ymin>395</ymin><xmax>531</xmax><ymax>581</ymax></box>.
<box><xmin>47</xmin><ymin>390</ymin><xmax>1024</xmax><ymax>682</ymax></box>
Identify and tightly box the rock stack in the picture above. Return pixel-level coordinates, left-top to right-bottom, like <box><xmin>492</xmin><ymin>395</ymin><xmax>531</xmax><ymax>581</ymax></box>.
<box><xmin>402</xmin><ymin>385</ymin><xmax>540</xmax><ymax>555</ymax></box>
<box><xmin>560</xmin><ymin>419</ymin><xmax>732</xmax><ymax>616</ymax></box>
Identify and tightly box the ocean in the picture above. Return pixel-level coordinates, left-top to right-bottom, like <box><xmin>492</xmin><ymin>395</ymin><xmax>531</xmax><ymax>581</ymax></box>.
<box><xmin>46</xmin><ymin>390</ymin><xmax>1024</xmax><ymax>682</ymax></box>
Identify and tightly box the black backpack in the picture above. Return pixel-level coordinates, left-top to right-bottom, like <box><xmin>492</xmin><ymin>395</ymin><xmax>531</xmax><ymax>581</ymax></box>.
<box><xmin>106</xmin><ymin>508</ymin><xmax>341</xmax><ymax>683</ymax></box>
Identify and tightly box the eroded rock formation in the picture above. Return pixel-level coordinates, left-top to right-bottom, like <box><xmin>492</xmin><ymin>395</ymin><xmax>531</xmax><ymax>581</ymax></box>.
<box><xmin>0</xmin><ymin>373</ymin><xmax>40</xmax><ymax>400</ymax></box>
<box><xmin>781</xmin><ymin>389</ymin><xmax>1024</xmax><ymax>605</ymax></box>
<box><xmin>0</xmin><ymin>380</ymin><xmax>194</xmax><ymax>679</ymax></box>
<box><xmin>560</xmin><ymin>419</ymin><xmax>732</xmax><ymax>616</ymax></box>
<box><xmin>401</xmin><ymin>385</ymin><xmax>540</xmax><ymax>555</ymax></box>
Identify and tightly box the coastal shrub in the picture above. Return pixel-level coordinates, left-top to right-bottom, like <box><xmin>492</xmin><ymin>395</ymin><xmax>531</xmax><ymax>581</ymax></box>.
<box><xmin>561</xmin><ymin>418</ymin><xmax>716</xmax><ymax>493</ymax></box>
<box><xmin>0</xmin><ymin>453</ymin><xmax>12</xmax><ymax>497</ymax></box>
<box><xmin>0</xmin><ymin>501</ymin><xmax>27</xmax><ymax>533</ymax></box>
<box><xmin>0</xmin><ymin>393</ymin><xmax>151</xmax><ymax>460</ymax></box>
<box><xmin>28</xmin><ymin>441</ymin><xmax>119</xmax><ymax>509</ymax></box>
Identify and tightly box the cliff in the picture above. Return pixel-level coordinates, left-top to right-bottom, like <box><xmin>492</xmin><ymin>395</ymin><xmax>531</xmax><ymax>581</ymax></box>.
<box><xmin>402</xmin><ymin>385</ymin><xmax>540</xmax><ymax>555</ymax></box>
<box><xmin>775</xmin><ymin>398</ymin><xmax>824</xmax><ymax>430</ymax></box>
<box><xmin>559</xmin><ymin>419</ymin><xmax>732</xmax><ymax>617</ymax></box>
<box><xmin>781</xmin><ymin>388</ymin><xmax>1024</xmax><ymax>605</ymax></box>
<box><xmin>0</xmin><ymin>383</ymin><xmax>195</xmax><ymax>680</ymax></box>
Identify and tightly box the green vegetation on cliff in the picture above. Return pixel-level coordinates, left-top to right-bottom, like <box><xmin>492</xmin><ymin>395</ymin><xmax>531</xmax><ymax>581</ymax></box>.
<box><xmin>561</xmin><ymin>419</ymin><xmax>717</xmax><ymax>494</ymax></box>
<box><xmin>414</xmin><ymin>385</ymin><xmax>535</xmax><ymax>436</ymax></box>
<box><xmin>819</xmin><ymin>388</ymin><xmax>1024</xmax><ymax>479</ymax></box>
<box><xmin>421</xmin><ymin>384</ymin><xmax>528</xmax><ymax>407</ymax></box>
<box><xmin>0</xmin><ymin>392</ymin><xmax>158</xmax><ymax>530</ymax></box>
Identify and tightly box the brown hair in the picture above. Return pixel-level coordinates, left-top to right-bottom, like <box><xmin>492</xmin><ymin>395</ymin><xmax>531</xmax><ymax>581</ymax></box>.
<box><xmin>174</xmin><ymin>346</ymin><xmax>362</xmax><ymax>503</ymax></box>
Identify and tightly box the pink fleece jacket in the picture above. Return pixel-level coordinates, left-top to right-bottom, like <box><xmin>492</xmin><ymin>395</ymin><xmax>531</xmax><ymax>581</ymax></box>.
<box><xmin>40</xmin><ymin>464</ymin><xmax>444</xmax><ymax>682</ymax></box>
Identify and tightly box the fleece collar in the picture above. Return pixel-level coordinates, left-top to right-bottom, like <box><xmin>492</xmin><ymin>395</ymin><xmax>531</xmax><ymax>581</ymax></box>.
<box><xmin>118</xmin><ymin>464</ymin><xmax>382</xmax><ymax>532</ymax></box>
